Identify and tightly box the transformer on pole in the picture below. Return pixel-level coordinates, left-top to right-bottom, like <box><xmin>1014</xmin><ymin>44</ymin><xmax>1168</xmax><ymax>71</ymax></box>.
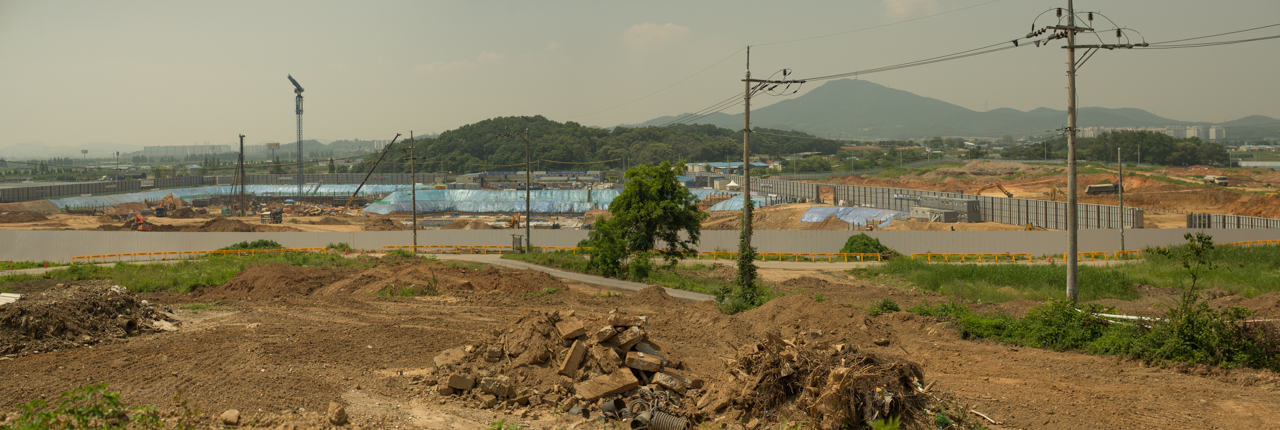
<box><xmin>288</xmin><ymin>75</ymin><xmax>305</xmax><ymax>197</ymax></box>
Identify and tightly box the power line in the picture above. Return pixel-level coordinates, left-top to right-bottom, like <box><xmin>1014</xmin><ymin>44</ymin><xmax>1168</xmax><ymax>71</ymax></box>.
<box><xmin>1148</xmin><ymin>22</ymin><xmax>1280</xmax><ymax>45</ymax></box>
<box><xmin>1137</xmin><ymin>34</ymin><xmax>1280</xmax><ymax>50</ymax></box>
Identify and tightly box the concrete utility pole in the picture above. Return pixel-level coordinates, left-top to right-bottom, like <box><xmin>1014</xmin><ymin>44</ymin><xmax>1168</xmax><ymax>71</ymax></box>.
<box><xmin>1064</xmin><ymin>0</ymin><xmax>1080</xmax><ymax>302</ymax></box>
<box><xmin>1119</xmin><ymin>147</ymin><xmax>1125</xmax><ymax>254</ymax></box>
<box><xmin>410</xmin><ymin>131</ymin><xmax>418</xmax><ymax>252</ymax></box>
<box><xmin>238</xmin><ymin>134</ymin><xmax>247</xmax><ymax>217</ymax></box>
<box><xmin>1034</xmin><ymin>1</ymin><xmax>1145</xmax><ymax>302</ymax></box>
<box><xmin>740</xmin><ymin>47</ymin><xmax>804</xmax><ymax>285</ymax></box>
<box><xmin>498</xmin><ymin>128</ymin><xmax>534</xmax><ymax>253</ymax></box>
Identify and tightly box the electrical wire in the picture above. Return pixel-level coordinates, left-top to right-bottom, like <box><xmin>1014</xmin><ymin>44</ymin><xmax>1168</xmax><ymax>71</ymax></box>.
<box><xmin>1149</xmin><ymin>22</ymin><xmax>1280</xmax><ymax>45</ymax></box>
<box><xmin>798</xmin><ymin>41</ymin><xmax>1021</xmax><ymax>82</ymax></box>
<box><xmin>1137</xmin><ymin>34</ymin><xmax>1280</xmax><ymax>50</ymax></box>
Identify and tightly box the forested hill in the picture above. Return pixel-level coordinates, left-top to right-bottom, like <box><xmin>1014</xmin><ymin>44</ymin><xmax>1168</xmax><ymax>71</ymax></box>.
<box><xmin>350</xmin><ymin>116</ymin><xmax>842</xmax><ymax>174</ymax></box>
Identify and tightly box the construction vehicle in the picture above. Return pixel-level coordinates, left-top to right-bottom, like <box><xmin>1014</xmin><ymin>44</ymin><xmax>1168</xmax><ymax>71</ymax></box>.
<box><xmin>150</xmin><ymin>193</ymin><xmax>177</xmax><ymax>217</ymax></box>
<box><xmin>1202</xmin><ymin>175</ymin><xmax>1229</xmax><ymax>186</ymax></box>
<box><xmin>124</xmin><ymin>212</ymin><xmax>154</xmax><ymax>231</ymax></box>
<box><xmin>1085</xmin><ymin>184</ymin><xmax>1122</xmax><ymax>195</ymax></box>
<box><xmin>1024</xmin><ymin>222</ymin><xmax>1047</xmax><ymax>231</ymax></box>
<box><xmin>506</xmin><ymin>212</ymin><xmax>522</xmax><ymax>229</ymax></box>
<box><xmin>1045</xmin><ymin>185</ymin><xmax>1067</xmax><ymax>201</ymax></box>
<box><xmin>975</xmin><ymin>182</ymin><xmax>1013</xmax><ymax>198</ymax></box>
<box><xmin>341</xmin><ymin>134</ymin><xmax>402</xmax><ymax>214</ymax></box>
<box><xmin>260</xmin><ymin>210</ymin><xmax>284</xmax><ymax>224</ymax></box>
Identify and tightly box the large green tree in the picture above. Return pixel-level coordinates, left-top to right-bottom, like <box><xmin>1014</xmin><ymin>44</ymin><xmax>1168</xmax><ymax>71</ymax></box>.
<box><xmin>583</xmin><ymin>161</ymin><xmax>707</xmax><ymax>279</ymax></box>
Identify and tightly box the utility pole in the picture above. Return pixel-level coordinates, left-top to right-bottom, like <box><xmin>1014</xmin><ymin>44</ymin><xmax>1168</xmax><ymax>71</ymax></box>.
<box><xmin>237</xmin><ymin>134</ymin><xmax>247</xmax><ymax>217</ymax></box>
<box><xmin>1118</xmin><ymin>147</ymin><xmax>1125</xmax><ymax>254</ymax></box>
<box><xmin>1024</xmin><ymin>1</ymin><xmax>1145</xmax><ymax>302</ymax></box>
<box><xmin>288</xmin><ymin>75</ymin><xmax>305</xmax><ymax>198</ymax></box>
<box><xmin>410</xmin><ymin>131</ymin><xmax>418</xmax><ymax>253</ymax></box>
<box><xmin>740</xmin><ymin>48</ymin><xmax>803</xmax><ymax>285</ymax></box>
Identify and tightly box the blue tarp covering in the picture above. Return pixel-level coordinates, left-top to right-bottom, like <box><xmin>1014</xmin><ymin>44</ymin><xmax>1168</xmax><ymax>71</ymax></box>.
<box><xmin>49</xmin><ymin>184</ymin><xmax>410</xmax><ymax>209</ymax></box>
<box><xmin>364</xmin><ymin>189</ymin><xmax>727</xmax><ymax>214</ymax></box>
<box><xmin>800</xmin><ymin>207</ymin><xmax>907</xmax><ymax>227</ymax></box>
<box><xmin>707</xmin><ymin>196</ymin><xmax>773</xmax><ymax>212</ymax></box>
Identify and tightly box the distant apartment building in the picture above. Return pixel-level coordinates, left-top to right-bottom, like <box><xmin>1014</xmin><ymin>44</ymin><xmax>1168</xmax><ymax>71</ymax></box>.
<box><xmin>142</xmin><ymin>143</ymin><xmax>232</xmax><ymax>158</ymax></box>
<box><xmin>1078</xmin><ymin>125</ymin><xmax>1227</xmax><ymax>141</ymax></box>
<box><xmin>1209</xmin><ymin>126</ymin><xmax>1227</xmax><ymax>141</ymax></box>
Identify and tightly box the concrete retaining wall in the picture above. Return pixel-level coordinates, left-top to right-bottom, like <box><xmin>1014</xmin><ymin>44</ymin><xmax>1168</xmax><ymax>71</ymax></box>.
<box><xmin>6</xmin><ymin>228</ymin><xmax>1280</xmax><ymax>263</ymax></box>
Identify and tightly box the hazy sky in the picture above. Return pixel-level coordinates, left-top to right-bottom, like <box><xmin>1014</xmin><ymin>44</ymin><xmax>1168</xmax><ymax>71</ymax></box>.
<box><xmin>1</xmin><ymin>0</ymin><xmax>1277</xmax><ymax>149</ymax></box>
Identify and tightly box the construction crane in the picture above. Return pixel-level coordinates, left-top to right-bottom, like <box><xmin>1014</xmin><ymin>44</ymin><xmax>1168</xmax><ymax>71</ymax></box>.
<box><xmin>288</xmin><ymin>74</ymin><xmax>305</xmax><ymax>197</ymax></box>
<box><xmin>975</xmin><ymin>182</ymin><xmax>1013</xmax><ymax>198</ymax></box>
<box><xmin>340</xmin><ymin>133</ymin><xmax>402</xmax><ymax>214</ymax></box>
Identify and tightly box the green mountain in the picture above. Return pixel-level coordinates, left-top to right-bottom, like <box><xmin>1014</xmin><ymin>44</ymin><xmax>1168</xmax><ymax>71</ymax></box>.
<box><xmin>632</xmin><ymin>79</ymin><xmax>1278</xmax><ymax>140</ymax></box>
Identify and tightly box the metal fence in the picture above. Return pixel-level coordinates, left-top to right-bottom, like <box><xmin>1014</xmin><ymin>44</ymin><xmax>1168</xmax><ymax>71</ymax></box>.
<box><xmin>1187</xmin><ymin>213</ymin><xmax>1280</xmax><ymax>229</ymax></box>
<box><xmin>730</xmin><ymin>175</ymin><xmax>1144</xmax><ymax>229</ymax></box>
<box><xmin>0</xmin><ymin>180</ymin><xmax>142</xmax><ymax>203</ymax></box>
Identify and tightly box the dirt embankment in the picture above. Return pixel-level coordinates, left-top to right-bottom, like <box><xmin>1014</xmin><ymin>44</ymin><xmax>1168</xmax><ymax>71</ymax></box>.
<box><xmin>442</xmin><ymin>219</ymin><xmax>495</xmax><ymax>230</ymax></box>
<box><xmin>0</xmin><ymin>212</ymin><xmax>48</xmax><ymax>223</ymax></box>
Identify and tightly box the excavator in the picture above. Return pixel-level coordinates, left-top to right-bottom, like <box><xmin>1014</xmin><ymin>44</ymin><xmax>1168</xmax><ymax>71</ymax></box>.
<box><xmin>151</xmin><ymin>193</ymin><xmax>177</xmax><ymax>217</ymax></box>
<box><xmin>1045</xmin><ymin>185</ymin><xmax>1067</xmax><ymax>202</ymax></box>
<box><xmin>1024</xmin><ymin>222</ymin><xmax>1047</xmax><ymax>231</ymax></box>
<box><xmin>506</xmin><ymin>212</ymin><xmax>522</xmax><ymax>229</ymax></box>
<box><xmin>975</xmin><ymin>182</ymin><xmax>1013</xmax><ymax>198</ymax></box>
<box><xmin>124</xmin><ymin>212</ymin><xmax>154</xmax><ymax>231</ymax></box>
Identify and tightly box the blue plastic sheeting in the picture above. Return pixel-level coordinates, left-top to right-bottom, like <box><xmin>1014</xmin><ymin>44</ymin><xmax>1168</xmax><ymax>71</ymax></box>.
<box><xmin>707</xmin><ymin>196</ymin><xmax>773</xmax><ymax>212</ymax></box>
<box><xmin>800</xmin><ymin>207</ymin><xmax>907</xmax><ymax>227</ymax></box>
<box><xmin>364</xmin><ymin>189</ymin><xmax>725</xmax><ymax>214</ymax></box>
<box><xmin>48</xmin><ymin>184</ymin><xmax>409</xmax><ymax>209</ymax></box>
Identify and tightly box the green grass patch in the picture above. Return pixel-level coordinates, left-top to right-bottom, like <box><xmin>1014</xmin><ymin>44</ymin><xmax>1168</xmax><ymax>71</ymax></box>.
<box><xmin>0</xmin><ymin>261</ymin><xmax>69</xmax><ymax>270</ymax></box>
<box><xmin>326</xmin><ymin>242</ymin><xmax>354</xmax><ymax>252</ymax></box>
<box><xmin>864</xmin><ymin>258</ymin><xmax>1141</xmax><ymax>303</ymax></box>
<box><xmin>502</xmin><ymin>251</ymin><xmax>592</xmax><ymax>273</ymax></box>
<box><xmin>0</xmin><ymin>273</ymin><xmax>37</xmax><ymax>284</ymax></box>
<box><xmin>1117</xmin><ymin>243</ymin><xmax>1280</xmax><ymax>297</ymax></box>
<box><xmin>525</xmin><ymin>287</ymin><xmax>561</xmax><ymax>297</ymax></box>
<box><xmin>179</xmin><ymin>300</ymin><xmax>227</xmax><ymax>312</ymax></box>
<box><xmin>38</xmin><ymin>252</ymin><xmax>360</xmax><ymax>293</ymax></box>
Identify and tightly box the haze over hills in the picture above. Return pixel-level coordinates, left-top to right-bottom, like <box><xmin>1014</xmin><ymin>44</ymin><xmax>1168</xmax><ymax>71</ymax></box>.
<box><xmin>630</xmin><ymin>79</ymin><xmax>1280</xmax><ymax>140</ymax></box>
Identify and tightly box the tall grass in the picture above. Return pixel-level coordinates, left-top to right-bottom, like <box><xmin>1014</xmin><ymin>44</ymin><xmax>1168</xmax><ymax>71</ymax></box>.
<box><xmin>1127</xmin><ymin>243</ymin><xmax>1280</xmax><ymax>297</ymax></box>
<box><xmin>871</xmin><ymin>258</ymin><xmax>1141</xmax><ymax>303</ymax></box>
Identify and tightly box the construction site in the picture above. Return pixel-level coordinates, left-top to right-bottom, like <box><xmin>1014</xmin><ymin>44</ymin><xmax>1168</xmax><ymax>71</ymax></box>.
<box><xmin>2</xmin><ymin>160</ymin><xmax>1280</xmax><ymax>429</ymax></box>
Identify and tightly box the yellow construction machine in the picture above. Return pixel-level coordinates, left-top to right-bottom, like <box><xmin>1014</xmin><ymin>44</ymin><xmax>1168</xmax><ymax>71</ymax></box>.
<box><xmin>975</xmin><ymin>182</ymin><xmax>1013</xmax><ymax>198</ymax></box>
<box><xmin>1024</xmin><ymin>222</ymin><xmax>1047</xmax><ymax>231</ymax></box>
<box><xmin>506</xmin><ymin>212</ymin><xmax>523</xmax><ymax>229</ymax></box>
<box><xmin>1045</xmin><ymin>185</ymin><xmax>1067</xmax><ymax>201</ymax></box>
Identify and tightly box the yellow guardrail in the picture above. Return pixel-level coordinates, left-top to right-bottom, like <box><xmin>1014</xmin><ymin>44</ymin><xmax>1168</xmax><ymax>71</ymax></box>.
<box><xmin>910</xmin><ymin>253</ymin><xmax>1034</xmax><ymax>263</ymax></box>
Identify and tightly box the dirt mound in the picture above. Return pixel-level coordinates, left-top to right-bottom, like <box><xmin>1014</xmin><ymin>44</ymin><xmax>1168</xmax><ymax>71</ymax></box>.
<box><xmin>441</xmin><ymin>219</ymin><xmax>495</xmax><ymax>230</ymax></box>
<box><xmin>803</xmin><ymin>215</ymin><xmax>854</xmax><ymax>230</ymax></box>
<box><xmin>168</xmin><ymin>207</ymin><xmax>196</xmax><ymax>218</ymax></box>
<box><xmin>184</xmin><ymin>216</ymin><xmax>300</xmax><ymax>232</ymax></box>
<box><xmin>196</xmin><ymin>262</ymin><xmax>357</xmax><ymax>300</ymax></box>
<box><xmin>1211</xmin><ymin>291</ymin><xmax>1280</xmax><ymax>320</ymax></box>
<box><xmin>929</xmin><ymin>160</ymin><xmax>1031</xmax><ymax>177</ymax></box>
<box><xmin>0</xmin><ymin>282</ymin><xmax>177</xmax><ymax>357</ymax></box>
<box><xmin>0</xmin><ymin>200</ymin><xmax>61</xmax><ymax>214</ymax></box>
<box><xmin>362</xmin><ymin>218</ymin><xmax>406</xmax><ymax>231</ymax></box>
<box><xmin>450</xmin><ymin>267</ymin><xmax>563</xmax><ymax>294</ymax></box>
<box><xmin>104</xmin><ymin>202</ymin><xmax>149</xmax><ymax>216</ymax></box>
<box><xmin>0</xmin><ymin>212</ymin><xmax>48</xmax><ymax>223</ymax></box>
<box><xmin>314</xmin><ymin>217</ymin><xmax>351</xmax><ymax>225</ymax></box>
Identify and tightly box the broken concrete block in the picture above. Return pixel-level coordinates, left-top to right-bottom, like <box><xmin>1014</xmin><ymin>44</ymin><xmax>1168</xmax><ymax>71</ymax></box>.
<box><xmin>594</xmin><ymin>325</ymin><xmax>618</xmax><ymax>343</ymax></box>
<box><xmin>651</xmin><ymin>372</ymin><xmax>687</xmax><ymax>394</ymax></box>
<box><xmin>478</xmin><ymin>394</ymin><xmax>498</xmax><ymax>408</ymax></box>
<box><xmin>433</xmin><ymin>348</ymin><xmax>467</xmax><ymax>368</ymax></box>
<box><xmin>558</xmin><ymin>340</ymin><xmax>587</xmax><ymax>377</ymax></box>
<box><xmin>634</xmin><ymin>341</ymin><xmax>671</xmax><ymax>366</ymax></box>
<box><xmin>590</xmin><ymin>345</ymin><xmax>622</xmax><ymax>371</ymax></box>
<box><xmin>614</xmin><ymin>326</ymin><xmax>647</xmax><ymax>351</ymax></box>
<box><xmin>447</xmin><ymin>374</ymin><xmax>475</xmax><ymax>390</ymax></box>
<box><xmin>608</xmin><ymin>314</ymin><xmax>646</xmax><ymax>327</ymax></box>
<box><xmin>556</xmin><ymin>318</ymin><xmax>586</xmax><ymax>340</ymax></box>
<box><xmin>486</xmin><ymin>345</ymin><xmax>504</xmax><ymax>359</ymax></box>
<box><xmin>573</xmin><ymin>369</ymin><xmax>640</xmax><ymax>401</ymax></box>
<box><xmin>479</xmin><ymin>375</ymin><xmax>516</xmax><ymax>397</ymax></box>
<box><xmin>625</xmin><ymin>351</ymin><xmax>663</xmax><ymax>372</ymax></box>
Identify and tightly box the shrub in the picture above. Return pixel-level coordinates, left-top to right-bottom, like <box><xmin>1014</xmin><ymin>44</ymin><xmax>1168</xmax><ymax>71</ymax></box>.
<box><xmin>869</xmin><ymin>298</ymin><xmax>901</xmax><ymax>316</ymax></box>
<box><xmin>219</xmin><ymin>239</ymin><xmax>284</xmax><ymax>251</ymax></box>
<box><xmin>840</xmin><ymin>233</ymin><xmax>895</xmax><ymax>255</ymax></box>
<box><xmin>8</xmin><ymin>384</ymin><xmax>165</xmax><ymax>429</ymax></box>
<box><xmin>384</xmin><ymin>249</ymin><xmax>416</xmax><ymax>259</ymax></box>
<box><xmin>326</xmin><ymin>242</ymin><xmax>354</xmax><ymax>252</ymax></box>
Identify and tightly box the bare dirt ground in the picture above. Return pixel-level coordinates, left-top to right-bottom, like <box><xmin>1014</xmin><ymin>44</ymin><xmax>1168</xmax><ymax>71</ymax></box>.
<box><xmin>2</xmin><ymin>259</ymin><xmax>1278</xmax><ymax>429</ymax></box>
